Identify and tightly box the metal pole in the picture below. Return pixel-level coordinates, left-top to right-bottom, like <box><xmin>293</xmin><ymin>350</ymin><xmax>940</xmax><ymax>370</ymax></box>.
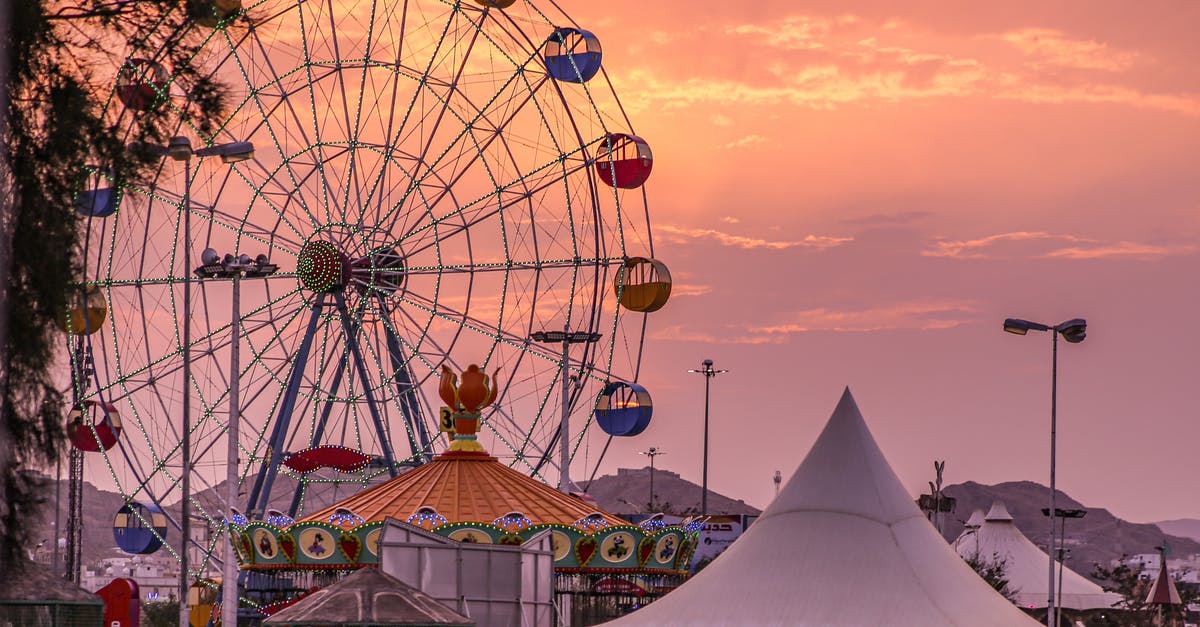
<box><xmin>1047</xmin><ymin>331</ymin><xmax>1058</xmax><ymax>627</ymax></box>
<box><xmin>559</xmin><ymin>324</ymin><xmax>571</xmax><ymax>491</ymax></box>
<box><xmin>649</xmin><ymin>453</ymin><xmax>655</xmax><ymax>511</ymax></box>
<box><xmin>702</xmin><ymin>370</ymin><xmax>710</xmax><ymax>515</ymax></box>
<box><xmin>1056</xmin><ymin>516</ymin><xmax>1066</xmax><ymax>627</ymax></box>
<box><xmin>223</xmin><ymin>272</ymin><xmax>241</xmax><ymax>627</ymax></box>
<box><xmin>180</xmin><ymin>160</ymin><xmax>192</xmax><ymax>627</ymax></box>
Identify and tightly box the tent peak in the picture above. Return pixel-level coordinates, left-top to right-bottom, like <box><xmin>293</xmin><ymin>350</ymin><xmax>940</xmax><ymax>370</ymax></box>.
<box><xmin>985</xmin><ymin>500</ymin><xmax>1014</xmax><ymax>522</ymax></box>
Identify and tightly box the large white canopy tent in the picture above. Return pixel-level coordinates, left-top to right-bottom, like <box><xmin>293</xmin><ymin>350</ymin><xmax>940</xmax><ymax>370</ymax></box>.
<box><xmin>606</xmin><ymin>388</ymin><xmax>1040</xmax><ymax>626</ymax></box>
<box><xmin>955</xmin><ymin>501</ymin><xmax>1121</xmax><ymax>610</ymax></box>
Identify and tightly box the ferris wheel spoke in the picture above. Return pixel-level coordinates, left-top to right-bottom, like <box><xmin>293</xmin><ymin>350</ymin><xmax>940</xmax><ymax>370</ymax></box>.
<box><xmin>93</xmin><ymin>285</ymin><xmax>304</xmax><ymax>399</ymax></box>
<box><xmin>401</xmin><ymin>256</ymin><xmax>624</xmax><ymax>276</ymax></box>
<box><xmin>397</xmin><ymin>144</ymin><xmax>594</xmax><ymax>258</ymax></box>
<box><xmin>381</xmin><ymin>69</ymin><xmax>553</xmax><ymax>237</ymax></box>
<box><xmin>371</xmin><ymin>37</ymin><xmax>547</xmax><ymax>232</ymax></box>
<box><xmin>224</xmin><ymin>25</ymin><xmax>329</xmax><ymax>226</ymax></box>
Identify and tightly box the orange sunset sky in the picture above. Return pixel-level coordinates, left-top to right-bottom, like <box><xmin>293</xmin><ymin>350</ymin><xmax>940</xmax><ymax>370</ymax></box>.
<box><xmin>563</xmin><ymin>0</ymin><xmax>1200</xmax><ymax>522</ymax></box>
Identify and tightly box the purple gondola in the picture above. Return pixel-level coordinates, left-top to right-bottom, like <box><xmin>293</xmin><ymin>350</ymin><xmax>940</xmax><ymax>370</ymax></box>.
<box><xmin>113</xmin><ymin>501</ymin><xmax>168</xmax><ymax>554</ymax></box>
<box><xmin>543</xmin><ymin>27</ymin><xmax>602</xmax><ymax>83</ymax></box>
<box><xmin>595</xmin><ymin>381</ymin><xmax>652</xmax><ymax>436</ymax></box>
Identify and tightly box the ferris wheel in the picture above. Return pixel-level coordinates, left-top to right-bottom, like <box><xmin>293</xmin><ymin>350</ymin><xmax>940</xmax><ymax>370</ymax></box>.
<box><xmin>69</xmin><ymin>0</ymin><xmax>670</xmax><ymax>570</ymax></box>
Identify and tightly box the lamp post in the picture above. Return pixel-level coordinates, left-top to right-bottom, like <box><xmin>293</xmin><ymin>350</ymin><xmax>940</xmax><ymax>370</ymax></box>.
<box><xmin>639</xmin><ymin>447</ymin><xmax>665</xmax><ymax>512</ymax></box>
<box><xmin>530</xmin><ymin>327</ymin><xmax>602</xmax><ymax>492</ymax></box>
<box><xmin>130</xmin><ymin>136</ymin><xmax>253</xmax><ymax>627</ymax></box>
<box><xmin>688</xmin><ymin>359</ymin><xmax>728</xmax><ymax>515</ymax></box>
<box><xmin>1042</xmin><ymin>507</ymin><xmax>1086</xmax><ymax>627</ymax></box>
<box><xmin>1004</xmin><ymin>316</ymin><xmax>1086</xmax><ymax>627</ymax></box>
<box><xmin>195</xmin><ymin>250</ymin><xmax>277</xmax><ymax>627</ymax></box>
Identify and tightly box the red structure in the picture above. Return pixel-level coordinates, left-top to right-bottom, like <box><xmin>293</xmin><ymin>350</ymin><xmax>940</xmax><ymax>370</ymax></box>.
<box><xmin>97</xmin><ymin>578</ymin><xmax>140</xmax><ymax>627</ymax></box>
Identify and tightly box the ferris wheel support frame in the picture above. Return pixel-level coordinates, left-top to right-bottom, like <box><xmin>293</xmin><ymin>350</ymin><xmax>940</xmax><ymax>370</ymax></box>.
<box><xmin>246</xmin><ymin>289</ymin><xmax>416</xmax><ymax>519</ymax></box>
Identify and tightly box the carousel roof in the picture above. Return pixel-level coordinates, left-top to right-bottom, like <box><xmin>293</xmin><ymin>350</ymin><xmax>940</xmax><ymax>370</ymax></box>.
<box><xmin>262</xmin><ymin>566</ymin><xmax>473</xmax><ymax>626</ymax></box>
<box><xmin>301</xmin><ymin>452</ymin><xmax>626</xmax><ymax>528</ymax></box>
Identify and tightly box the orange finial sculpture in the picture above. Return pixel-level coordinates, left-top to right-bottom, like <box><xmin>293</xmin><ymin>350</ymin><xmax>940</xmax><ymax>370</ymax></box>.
<box><xmin>439</xmin><ymin>364</ymin><xmax>500</xmax><ymax>453</ymax></box>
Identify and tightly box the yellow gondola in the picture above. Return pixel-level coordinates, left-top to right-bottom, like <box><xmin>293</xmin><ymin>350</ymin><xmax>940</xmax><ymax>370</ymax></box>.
<box><xmin>57</xmin><ymin>285</ymin><xmax>107</xmax><ymax>335</ymax></box>
<box><xmin>188</xmin><ymin>578</ymin><xmax>220</xmax><ymax>627</ymax></box>
<box><xmin>614</xmin><ymin>257</ymin><xmax>671</xmax><ymax>313</ymax></box>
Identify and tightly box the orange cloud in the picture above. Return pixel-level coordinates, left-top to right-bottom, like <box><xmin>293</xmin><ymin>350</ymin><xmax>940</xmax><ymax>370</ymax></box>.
<box><xmin>611</xmin><ymin>14</ymin><xmax>1200</xmax><ymax>117</ymax></box>
<box><xmin>1000</xmin><ymin>28</ymin><xmax>1138</xmax><ymax>72</ymax></box>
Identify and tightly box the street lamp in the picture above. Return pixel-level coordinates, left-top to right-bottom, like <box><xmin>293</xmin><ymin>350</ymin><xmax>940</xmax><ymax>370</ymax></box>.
<box><xmin>639</xmin><ymin>447</ymin><xmax>665</xmax><ymax>512</ymax></box>
<box><xmin>688</xmin><ymin>359</ymin><xmax>728</xmax><ymax>514</ymax></box>
<box><xmin>1004</xmin><ymin>316</ymin><xmax>1086</xmax><ymax>627</ymax></box>
<box><xmin>530</xmin><ymin>327</ymin><xmax>602</xmax><ymax>492</ymax></box>
<box><xmin>1042</xmin><ymin>507</ymin><xmax>1086</xmax><ymax>627</ymax></box>
<box><xmin>196</xmin><ymin>249</ymin><xmax>277</xmax><ymax>627</ymax></box>
<box><xmin>129</xmin><ymin>136</ymin><xmax>253</xmax><ymax>627</ymax></box>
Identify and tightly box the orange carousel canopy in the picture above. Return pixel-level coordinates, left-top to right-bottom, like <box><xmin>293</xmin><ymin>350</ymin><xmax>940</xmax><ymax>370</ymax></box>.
<box><xmin>300</xmin><ymin>452</ymin><xmax>625</xmax><ymax>529</ymax></box>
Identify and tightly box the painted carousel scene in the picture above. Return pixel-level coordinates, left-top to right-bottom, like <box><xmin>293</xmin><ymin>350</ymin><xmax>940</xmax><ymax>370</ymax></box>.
<box><xmin>5</xmin><ymin>1</ymin><xmax>1200</xmax><ymax>626</ymax></box>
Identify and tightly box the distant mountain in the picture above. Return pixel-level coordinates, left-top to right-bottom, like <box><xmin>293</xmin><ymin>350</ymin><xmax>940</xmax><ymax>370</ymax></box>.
<box><xmin>941</xmin><ymin>481</ymin><xmax>1199</xmax><ymax>582</ymax></box>
<box><xmin>583</xmin><ymin>466</ymin><xmax>761</xmax><ymax>516</ymax></box>
<box><xmin>1154</xmin><ymin>519</ymin><xmax>1200</xmax><ymax>544</ymax></box>
<box><xmin>32</xmin><ymin>470</ymin><xmax>382</xmax><ymax>567</ymax></box>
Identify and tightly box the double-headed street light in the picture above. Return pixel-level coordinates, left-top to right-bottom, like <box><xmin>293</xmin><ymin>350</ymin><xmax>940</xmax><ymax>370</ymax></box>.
<box><xmin>639</xmin><ymin>447</ymin><xmax>665</xmax><ymax>512</ymax></box>
<box><xmin>1004</xmin><ymin>316</ymin><xmax>1086</xmax><ymax>627</ymax></box>
<box><xmin>530</xmin><ymin>328</ymin><xmax>602</xmax><ymax>492</ymax></box>
<box><xmin>1042</xmin><ymin>507</ymin><xmax>1087</xmax><ymax>627</ymax></box>
<box><xmin>129</xmin><ymin>136</ymin><xmax>253</xmax><ymax>627</ymax></box>
<box><xmin>196</xmin><ymin>249</ymin><xmax>277</xmax><ymax>627</ymax></box>
<box><xmin>688</xmin><ymin>359</ymin><xmax>728</xmax><ymax>515</ymax></box>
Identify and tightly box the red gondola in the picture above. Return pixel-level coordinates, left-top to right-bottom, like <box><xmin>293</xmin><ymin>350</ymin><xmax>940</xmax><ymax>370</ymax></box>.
<box><xmin>116</xmin><ymin>58</ymin><xmax>169</xmax><ymax>111</ymax></box>
<box><xmin>191</xmin><ymin>0</ymin><xmax>242</xmax><ymax>27</ymax></box>
<box><xmin>595</xmin><ymin>133</ymin><xmax>652</xmax><ymax>189</ymax></box>
<box><xmin>68</xmin><ymin>400</ymin><xmax>122</xmax><ymax>452</ymax></box>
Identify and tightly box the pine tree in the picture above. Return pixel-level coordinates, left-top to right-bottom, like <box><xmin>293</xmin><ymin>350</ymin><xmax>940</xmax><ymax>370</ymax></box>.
<box><xmin>1</xmin><ymin>0</ymin><xmax>235</xmax><ymax>574</ymax></box>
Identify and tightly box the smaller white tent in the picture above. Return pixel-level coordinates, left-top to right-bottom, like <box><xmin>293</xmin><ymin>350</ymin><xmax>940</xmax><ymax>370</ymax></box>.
<box><xmin>605</xmin><ymin>388</ymin><xmax>1039</xmax><ymax>626</ymax></box>
<box><xmin>953</xmin><ymin>501</ymin><xmax>1121</xmax><ymax>610</ymax></box>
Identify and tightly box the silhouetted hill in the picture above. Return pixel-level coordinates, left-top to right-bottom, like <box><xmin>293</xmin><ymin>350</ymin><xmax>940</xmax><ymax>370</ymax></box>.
<box><xmin>584</xmin><ymin>466</ymin><xmax>761</xmax><ymax>516</ymax></box>
<box><xmin>942</xmin><ymin>481</ymin><xmax>1200</xmax><ymax>581</ymax></box>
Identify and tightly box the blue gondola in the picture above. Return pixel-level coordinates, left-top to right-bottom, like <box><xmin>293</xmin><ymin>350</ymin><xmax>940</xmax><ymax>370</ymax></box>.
<box><xmin>113</xmin><ymin>501</ymin><xmax>168</xmax><ymax>554</ymax></box>
<box><xmin>595</xmin><ymin>381</ymin><xmax>652</xmax><ymax>436</ymax></box>
<box><xmin>543</xmin><ymin>27</ymin><xmax>602</xmax><ymax>83</ymax></box>
<box><xmin>75</xmin><ymin>167</ymin><xmax>117</xmax><ymax>218</ymax></box>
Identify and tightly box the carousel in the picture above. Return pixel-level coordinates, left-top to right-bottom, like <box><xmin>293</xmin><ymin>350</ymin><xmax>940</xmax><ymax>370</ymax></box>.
<box><xmin>230</xmin><ymin>363</ymin><xmax>700</xmax><ymax>623</ymax></box>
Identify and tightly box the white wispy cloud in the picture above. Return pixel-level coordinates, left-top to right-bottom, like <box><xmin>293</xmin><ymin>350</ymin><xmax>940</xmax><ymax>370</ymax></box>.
<box><xmin>923</xmin><ymin>231</ymin><xmax>1194</xmax><ymax>260</ymax></box>
<box><xmin>722</xmin><ymin>134</ymin><xmax>768</xmax><ymax>149</ymax></box>
<box><xmin>657</xmin><ymin>224</ymin><xmax>852</xmax><ymax>250</ymax></box>
<box><xmin>650</xmin><ymin>300</ymin><xmax>978</xmax><ymax>344</ymax></box>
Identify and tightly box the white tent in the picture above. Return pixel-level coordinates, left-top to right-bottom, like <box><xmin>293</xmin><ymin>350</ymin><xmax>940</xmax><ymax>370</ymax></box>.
<box><xmin>606</xmin><ymin>388</ymin><xmax>1039</xmax><ymax>626</ymax></box>
<box><xmin>954</xmin><ymin>500</ymin><xmax>1121</xmax><ymax>610</ymax></box>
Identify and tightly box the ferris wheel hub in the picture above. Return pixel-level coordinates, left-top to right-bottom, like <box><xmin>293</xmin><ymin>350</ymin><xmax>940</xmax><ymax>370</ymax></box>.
<box><xmin>296</xmin><ymin>240</ymin><xmax>350</xmax><ymax>292</ymax></box>
<box><xmin>298</xmin><ymin>229</ymin><xmax>408</xmax><ymax>295</ymax></box>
